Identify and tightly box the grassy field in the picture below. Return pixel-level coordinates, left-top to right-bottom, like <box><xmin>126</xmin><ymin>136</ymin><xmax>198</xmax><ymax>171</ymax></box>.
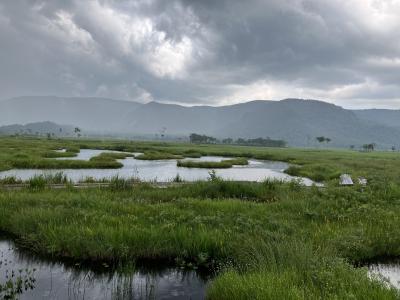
<box><xmin>0</xmin><ymin>136</ymin><xmax>400</xmax><ymax>298</ymax></box>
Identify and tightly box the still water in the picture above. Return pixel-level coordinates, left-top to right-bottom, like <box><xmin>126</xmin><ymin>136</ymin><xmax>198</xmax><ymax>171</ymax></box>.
<box><xmin>0</xmin><ymin>149</ymin><xmax>317</xmax><ymax>185</ymax></box>
<box><xmin>0</xmin><ymin>239</ymin><xmax>207</xmax><ymax>300</ymax></box>
<box><xmin>369</xmin><ymin>261</ymin><xmax>400</xmax><ymax>289</ymax></box>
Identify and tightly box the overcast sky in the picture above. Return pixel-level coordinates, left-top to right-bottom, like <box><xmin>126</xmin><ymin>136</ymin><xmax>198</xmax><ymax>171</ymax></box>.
<box><xmin>1</xmin><ymin>0</ymin><xmax>400</xmax><ymax>108</ymax></box>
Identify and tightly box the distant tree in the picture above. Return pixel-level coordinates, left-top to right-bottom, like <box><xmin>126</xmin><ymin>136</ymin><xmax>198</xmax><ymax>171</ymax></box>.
<box><xmin>74</xmin><ymin>127</ymin><xmax>81</xmax><ymax>138</ymax></box>
<box><xmin>349</xmin><ymin>145</ymin><xmax>355</xmax><ymax>150</ymax></box>
<box><xmin>316</xmin><ymin>136</ymin><xmax>326</xmax><ymax>143</ymax></box>
<box><xmin>222</xmin><ymin>138</ymin><xmax>233</xmax><ymax>144</ymax></box>
<box><xmin>234</xmin><ymin>137</ymin><xmax>286</xmax><ymax>147</ymax></box>
<box><xmin>325</xmin><ymin>138</ymin><xmax>331</xmax><ymax>144</ymax></box>
<box><xmin>392</xmin><ymin>146</ymin><xmax>396</xmax><ymax>152</ymax></box>
<box><xmin>189</xmin><ymin>133</ymin><xmax>217</xmax><ymax>144</ymax></box>
<box><xmin>362</xmin><ymin>143</ymin><xmax>375</xmax><ymax>152</ymax></box>
<box><xmin>236</xmin><ymin>138</ymin><xmax>246</xmax><ymax>145</ymax></box>
<box><xmin>46</xmin><ymin>133</ymin><xmax>51</xmax><ymax>139</ymax></box>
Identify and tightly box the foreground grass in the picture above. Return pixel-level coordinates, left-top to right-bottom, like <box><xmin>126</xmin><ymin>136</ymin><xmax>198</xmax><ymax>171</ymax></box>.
<box><xmin>0</xmin><ymin>180</ymin><xmax>399</xmax><ymax>298</ymax></box>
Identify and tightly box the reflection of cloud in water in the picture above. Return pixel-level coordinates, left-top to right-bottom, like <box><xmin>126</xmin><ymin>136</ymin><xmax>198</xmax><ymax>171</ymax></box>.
<box><xmin>0</xmin><ymin>150</ymin><xmax>318</xmax><ymax>186</ymax></box>
<box><xmin>369</xmin><ymin>262</ymin><xmax>400</xmax><ymax>290</ymax></box>
<box><xmin>0</xmin><ymin>240</ymin><xmax>207</xmax><ymax>300</ymax></box>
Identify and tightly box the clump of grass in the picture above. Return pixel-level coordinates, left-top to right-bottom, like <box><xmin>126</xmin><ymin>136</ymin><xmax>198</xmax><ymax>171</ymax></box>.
<box><xmin>172</xmin><ymin>173</ymin><xmax>184</xmax><ymax>183</ymax></box>
<box><xmin>285</xmin><ymin>164</ymin><xmax>341</xmax><ymax>182</ymax></box>
<box><xmin>208</xmin><ymin>170</ymin><xmax>221</xmax><ymax>182</ymax></box>
<box><xmin>183</xmin><ymin>150</ymin><xmax>203</xmax><ymax>158</ymax></box>
<box><xmin>0</xmin><ymin>264</ymin><xmax>36</xmax><ymax>299</ymax></box>
<box><xmin>109</xmin><ymin>176</ymin><xmax>133</xmax><ymax>190</ymax></box>
<box><xmin>136</xmin><ymin>151</ymin><xmax>183</xmax><ymax>160</ymax></box>
<box><xmin>28</xmin><ymin>172</ymin><xmax>70</xmax><ymax>189</ymax></box>
<box><xmin>28</xmin><ymin>175</ymin><xmax>47</xmax><ymax>190</ymax></box>
<box><xmin>177</xmin><ymin>158</ymin><xmax>249</xmax><ymax>169</ymax></box>
<box><xmin>0</xmin><ymin>176</ymin><xmax>23</xmax><ymax>185</ymax></box>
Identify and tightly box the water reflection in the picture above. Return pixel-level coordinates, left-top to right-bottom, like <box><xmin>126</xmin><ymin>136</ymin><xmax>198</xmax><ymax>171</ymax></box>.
<box><xmin>0</xmin><ymin>240</ymin><xmax>207</xmax><ymax>300</ymax></box>
<box><xmin>369</xmin><ymin>261</ymin><xmax>400</xmax><ymax>289</ymax></box>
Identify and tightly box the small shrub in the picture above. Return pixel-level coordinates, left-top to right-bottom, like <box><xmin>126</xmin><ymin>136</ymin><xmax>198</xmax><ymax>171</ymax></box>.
<box><xmin>172</xmin><ymin>173</ymin><xmax>184</xmax><ymax>183</ymax></box>
<box><xmin>208</xmin><ymin>170</ymin><xmax>221</xmax><ymax>182</ymax></box>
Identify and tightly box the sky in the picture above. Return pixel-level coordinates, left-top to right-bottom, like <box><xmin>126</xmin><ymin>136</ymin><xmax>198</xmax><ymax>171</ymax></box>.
<box><xmin>1</xmin><ymin>0</ymin><xmax>400</xmax><ymax>109</ymax></box>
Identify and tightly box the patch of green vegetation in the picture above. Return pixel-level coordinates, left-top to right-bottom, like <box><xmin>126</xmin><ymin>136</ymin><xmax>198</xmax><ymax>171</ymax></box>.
<box><xmin>28</xmin><ymin>172</ymin><xmax>70</xmax><ymax>190</ymax></box>
<box><xmin>177</xmin><ymin>158</ymin><xmax>249</xmax><ymax>169</ymax></box>
<box><xmin>0</xmin><ymin>263</ymin><xmax>36</xmax><ymax>299</ymax></box>
<box><xmin>0</xmin><ymin>176</ymin><xmax>23</xmax><ymax>185</ymax></box>
<box><xmin>135</xmin><ymin>151</ymin><xmax>184</xmax><ymax>160</ymax></box>
<box><xmin>0</xmin><ymin>138</ymin><xmax>136</xmax><ymax>170</ymax></box>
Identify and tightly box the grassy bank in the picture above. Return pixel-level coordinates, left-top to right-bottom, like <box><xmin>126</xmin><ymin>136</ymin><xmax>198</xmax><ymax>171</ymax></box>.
<box><xmin>135</xmin><ymin>151</ymin><xmax>184</xmax><ymax>160</ymax></box>
<box><xmin>0</xmin><ymin>179</ymin><xmax>399</xmax><ymax>298</ymax></box>
<box><xmin>177</xmin><ymin>157</ymin><xmax>248</xmax><ymax>168</ymax></box>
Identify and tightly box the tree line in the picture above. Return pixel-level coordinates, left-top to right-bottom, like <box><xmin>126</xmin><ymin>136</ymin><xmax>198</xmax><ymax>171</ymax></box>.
<box><xmin>189</xmin><ymin>133</ymin><xmax>286</xmax><ymax>147</ymax></box>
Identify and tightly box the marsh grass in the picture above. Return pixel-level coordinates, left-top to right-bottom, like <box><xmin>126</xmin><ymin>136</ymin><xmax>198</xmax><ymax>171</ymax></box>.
<box><xmin>108</xmin><ymin>176</ymin><xmax>135</xmax><ymax>190</ymax></box>
<box><xmin>1</xmin><ymin>137</ymin><xmax>400</xmax><ymax>298</ymax></box>
<box><xmin>172</xmin><ymin>173</ymin><xmax>184</xmax><ymax>183</ymax></box>
<box><xmin>0</xmin><ymin>176</ymin><xmax>23</xmax><ymax>185</ymax></box>
<box><xmin>27</xmin><ymin>172</ymin><xmax>70</xmax><ymax>189</ymax></box>
<box><xmin>0</xmin><ymin>181</ymin><xmax>399</xmax><ymax>298</ymax></box>
<box><xmin>177</xmin><ymin>158</ymin><xmax>249</xmax><ymax>169</ymax></box>
<box><xmin>136</xmin><ymin>151</ymin><xmax>184</xmax><ymax>160</ymax></box>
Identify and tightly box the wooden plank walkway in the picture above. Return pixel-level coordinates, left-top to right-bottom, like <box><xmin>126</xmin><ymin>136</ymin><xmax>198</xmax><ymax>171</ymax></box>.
<box><xmin>0</xmin><ymin>181</ymin><xmax>191</xmax><ymax>191</ymax></box>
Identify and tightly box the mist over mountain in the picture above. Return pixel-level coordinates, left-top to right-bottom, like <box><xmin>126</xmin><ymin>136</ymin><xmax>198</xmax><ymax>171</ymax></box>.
<box><xmin>1</xmin><ymin>96</ymin><xmax>400</xmax><ymax>148</ymax></box>
<box><xmin>353</xmin><ymin>109</ymin><xmax>400</xmax><ymax>131</ymax></box>
<box><xmin>0</xmin><ymin>121</ymin><xmax>75</xmax><ymax>136</ymax></box>
<box><xmin>0</xmin><ymin>96</ymin><xmax>140</xmax><ymax>133</ymax></box>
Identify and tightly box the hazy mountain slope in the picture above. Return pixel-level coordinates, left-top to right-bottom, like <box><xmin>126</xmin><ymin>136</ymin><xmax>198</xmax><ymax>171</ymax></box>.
<box><xmin>0</xmin><ymin>121</ymin><xmax>75</xmax><ymax>135</ymax></box>
<box><xmin>354</xmin><ymin>109</ymin><xmax>400</xmax><ymax>130</ymax></box>
<box><xmin>0</xmin><ymin>96</ymin><xmax>141</xmax><ymax>132</ymax></box>
<box><xmin>124</xmin><ymin>99</ymin><xmax>400</xmax><ymax>147</ymax></box>
<box><xmin>1</xmin><ymin>96</ymin><xmax>400</xmax><ymax>148</ymax></box>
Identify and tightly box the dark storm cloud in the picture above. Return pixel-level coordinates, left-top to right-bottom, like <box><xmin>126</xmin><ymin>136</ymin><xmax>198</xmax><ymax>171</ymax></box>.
<box><xmin>0</xmin><ymin>0</ymin><xmax>400</xmax><ymax>107</ymax></box>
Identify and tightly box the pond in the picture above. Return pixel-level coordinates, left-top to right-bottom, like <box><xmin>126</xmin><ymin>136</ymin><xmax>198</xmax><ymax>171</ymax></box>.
<box><xmin>0</xmin><ymin>239</ymin><xmax>208</xmax><ymax>300</ymax></box>
<box><xmin>0</xmin><ymin>149</ymin><xmax>318</xmax><ymax>186</ymax></box>
<box><xmin>368</xmin><ymin>261</ymin><xmax>400</xmax><ymax>289</ymax></box>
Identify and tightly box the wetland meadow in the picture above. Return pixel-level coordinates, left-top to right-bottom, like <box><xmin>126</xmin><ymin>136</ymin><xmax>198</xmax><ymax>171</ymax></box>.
<box><xmin>0</xmin><ymin>137</ymin><xmax>400</xmax><ymax>299</ymax></box>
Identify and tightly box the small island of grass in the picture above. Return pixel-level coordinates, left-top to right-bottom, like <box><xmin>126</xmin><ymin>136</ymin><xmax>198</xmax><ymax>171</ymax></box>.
<box><xmin>135</xmin><ymin>151</ymin><xmax>184</xmax><ymax>160</ymax></box>
<box><xmin>177</xmin><ymin>157</ymin><xmax>249</xmax><ymax>169</ymax></box>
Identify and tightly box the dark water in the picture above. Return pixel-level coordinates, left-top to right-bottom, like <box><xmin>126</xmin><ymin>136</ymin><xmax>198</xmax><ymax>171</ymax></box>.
<box><xmin>0</xmin><ymin>240</ymin><xmax>208</xmax><ymax>300</ymax></box>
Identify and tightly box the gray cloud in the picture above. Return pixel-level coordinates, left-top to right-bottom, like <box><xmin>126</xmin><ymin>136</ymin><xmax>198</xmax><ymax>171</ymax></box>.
<box><xmin>0</xmin><ymin>0</ymin><xmax>400</xmax><ymax>108</ymax></box>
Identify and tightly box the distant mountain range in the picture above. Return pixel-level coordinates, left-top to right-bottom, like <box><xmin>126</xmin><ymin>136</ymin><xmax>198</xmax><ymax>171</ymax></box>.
<box><xmin>0</xmin><ymin>121</ymin><xmax>75</xmax><ymax>136</ymax></box>
<box><xmin>1</xmin><ymin>96</ymin><xmax>400</xmax><ymax>148</ymax></box>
